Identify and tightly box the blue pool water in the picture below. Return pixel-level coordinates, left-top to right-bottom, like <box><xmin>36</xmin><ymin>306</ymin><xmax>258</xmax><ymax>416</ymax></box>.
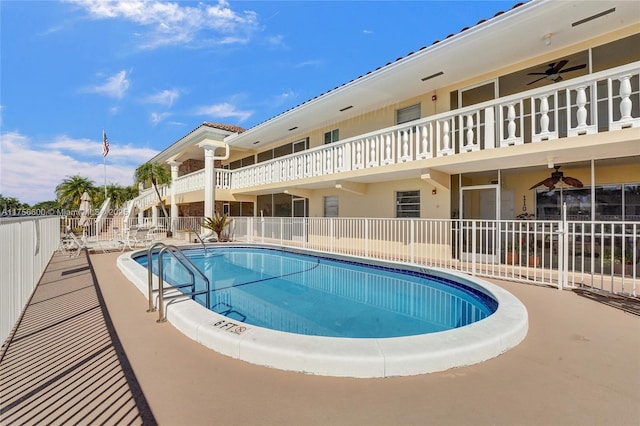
<box><xmin>136</xmin><ymin>247</ymin><xmax>498</xmax><ymax>338</ymax></box>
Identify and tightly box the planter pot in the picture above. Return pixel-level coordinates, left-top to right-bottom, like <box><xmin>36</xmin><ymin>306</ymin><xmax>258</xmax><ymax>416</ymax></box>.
<box><xmin>528</xmin><ymin>255</ymin><xmax>541</xmax><ymax>267</ymax></box>
<box><xmin>506</xmin><ymin>252</ymin><xmax>519</xmax><ymax>265</ymax></box>
<box><xmin>614</xmin><ymin>263</ymin><xmax>634</xmax><ymax>276</ymax></box>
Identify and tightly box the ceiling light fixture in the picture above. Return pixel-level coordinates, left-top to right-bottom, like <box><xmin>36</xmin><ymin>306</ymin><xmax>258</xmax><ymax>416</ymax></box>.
<box><xmin>543</xmin><ymin>33</ymin><xmax>552</xmax><ymax>46</ymax></box>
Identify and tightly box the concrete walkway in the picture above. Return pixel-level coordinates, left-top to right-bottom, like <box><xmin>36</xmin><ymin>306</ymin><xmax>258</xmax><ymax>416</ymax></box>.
<box><xmin>2</xmin><ymin>250</ymin><xmax>639</xmax><ymax>425</ymax></box>
<box><xmin>0</xmin><ymin>252</ymin><xmax>156</xmax><ymax>425</ymax></box>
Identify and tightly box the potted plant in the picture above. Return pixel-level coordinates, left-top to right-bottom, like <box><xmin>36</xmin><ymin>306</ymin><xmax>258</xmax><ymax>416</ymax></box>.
<box><xmin>505</xmin><ymin>242</ymin><xmax>519</xmax><ymax>265</ymax></box>
<box><xmin>523</xmin><ymin>234</ymin><xmax>541</xmax><ymax>267</ymax></box>
<box><xmin>202</xmin><ymin>213</ymin><xmax>234</xmax><ymax>242</ymax></box>
<box><xmin>599</xmin><ymin>248</ymin><xmax>634</xmax><ymax>276</ymax></box>
<box><xmin>614</xmin><ymin>249</ymin><xmax>635</xmax><ymax>276</ymax></box>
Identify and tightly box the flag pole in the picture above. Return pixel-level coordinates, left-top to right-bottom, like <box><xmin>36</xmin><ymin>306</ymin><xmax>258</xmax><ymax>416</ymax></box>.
<box><xmin>103</xmin><ymin>155</ymin><xmax>107</xmax><ymax>200</ymax></box>
<box><xmin>102</xmin><ymin>129</ymin><xmax>108</xmax><ymax>200</ymax></box>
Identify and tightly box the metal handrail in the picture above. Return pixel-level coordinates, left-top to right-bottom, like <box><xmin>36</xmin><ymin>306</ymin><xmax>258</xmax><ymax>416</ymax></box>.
<box><xmin>147</xmin><ymin>242</ymin><xmax>166</xmax><ymax>312</ymax></box>
<box><xmin>190</xmin><ymin>227</ymin><xmax>208</xmax><ymax>254</ymax></box>
<box><xmin>146</xmin><ymin>242</ymin><xmax>211</xmax><ymax>322</ymax></box>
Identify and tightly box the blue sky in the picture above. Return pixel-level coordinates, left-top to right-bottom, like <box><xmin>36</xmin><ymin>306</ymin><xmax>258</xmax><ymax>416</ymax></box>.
<box><xmin>1</xmin><ymin>0</ymin><xmax>511</xmax><ymax>204</ymax></box>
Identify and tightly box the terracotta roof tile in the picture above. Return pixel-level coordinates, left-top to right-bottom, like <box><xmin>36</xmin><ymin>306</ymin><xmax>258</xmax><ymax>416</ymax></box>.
<box><xmin>202</xmin><ymin>122</ymin><xmax>245</xmax><ymax>134</ymax></box>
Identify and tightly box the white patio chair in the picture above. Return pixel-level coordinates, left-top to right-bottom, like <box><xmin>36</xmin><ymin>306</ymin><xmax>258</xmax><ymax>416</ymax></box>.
<box><xmin>58</xmin><ymin>229</ymin><xmax>87</xmax><ymax>257</ymax></box>
<box><xmin>125</xmin><ymin>226</ymin><xmax>151</xmax><ymax>248</ymax></box>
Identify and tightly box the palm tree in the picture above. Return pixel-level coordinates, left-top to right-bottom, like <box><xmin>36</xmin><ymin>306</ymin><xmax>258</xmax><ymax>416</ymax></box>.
<box><xmin>55</xmin><ymin>175</ymin><xmax>96</xmax><ymax>209</ymax></box>
<box><xmin>202</xmin><ymin>213</ymin><xmax>234</xmax><ymax>242</ymax></box>
<box><xmin>1</xmin><ymin>194</ymin><xmax>28</xmax><ymax>211</ymax></box>
<box><xmin>104</xmin><ymin>183</ymin><xmax>136</xmax><ymax>208</ymax></box>
<box><xmin>134</xmin><ymin>162</ymin><xmax>172</xmax><ymax>235</ymax></box>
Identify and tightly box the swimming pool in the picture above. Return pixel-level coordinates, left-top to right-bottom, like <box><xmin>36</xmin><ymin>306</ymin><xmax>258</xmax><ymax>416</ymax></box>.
<box><xmin>136</xmin><ymin>247</ymin><xmax>497</xmax><ymax>338</ymax></box>
<box><xmin>118</xmin><ymin>244</ymin><xmax>528</xmax><ymax>377</ymax></box>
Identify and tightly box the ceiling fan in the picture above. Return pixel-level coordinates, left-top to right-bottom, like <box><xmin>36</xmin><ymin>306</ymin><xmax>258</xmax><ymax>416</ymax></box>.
<box><xmin>526</xmin><ymin>60</ymin><xmax>587</xmax><ymax>85</ymax></box>
<box><xmin>529</xmin><ymin>166</ymin><xmax>584</xmax><ymax>191</ymax></box>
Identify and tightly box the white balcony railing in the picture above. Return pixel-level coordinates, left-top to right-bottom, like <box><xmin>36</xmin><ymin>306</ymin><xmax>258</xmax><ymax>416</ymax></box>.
<box><xmin>135</xmin><ymin>63</ymin><xmax>638</xmax><ymax>202</ymax></box>
<box><xmin>229</xmin><ymin>63</ymin><xmax>638</xmax><ymax>190</ymax></box>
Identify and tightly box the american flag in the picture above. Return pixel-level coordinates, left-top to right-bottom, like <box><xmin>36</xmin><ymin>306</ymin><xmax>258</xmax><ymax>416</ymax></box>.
<box><xmin>102</xmin><ymin>130</ymin><xmax>109</xmax><ymax>157</ymax></box>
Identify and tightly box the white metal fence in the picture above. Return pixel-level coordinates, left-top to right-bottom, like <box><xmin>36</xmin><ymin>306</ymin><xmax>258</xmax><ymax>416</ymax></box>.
<box><xmin>0</xmin><ymin>217</ymin><xmax>61</xmax><ymax>346</ymax></box>
<box><xmin>61</xmin><ymin>215</ymin><xmax>639</xmax><ymax>297</ymax></box>
<box><xmin>233</xmin><ymin>216</ymin><xmax>638</xmax><ymax>297</ymax></box>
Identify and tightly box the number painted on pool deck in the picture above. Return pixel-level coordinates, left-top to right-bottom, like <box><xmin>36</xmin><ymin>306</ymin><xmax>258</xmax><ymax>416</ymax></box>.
<box><xmin>212</xmin><ymin>320</ymin><xmax>247</xmax><ymax>334</ymax></box>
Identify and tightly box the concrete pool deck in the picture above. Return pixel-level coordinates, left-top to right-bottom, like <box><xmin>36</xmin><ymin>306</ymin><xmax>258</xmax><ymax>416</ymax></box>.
<box><xmin>1</xmin><ymin>249</ymin><xmax>639</xmax><ymax>425</ymax></box>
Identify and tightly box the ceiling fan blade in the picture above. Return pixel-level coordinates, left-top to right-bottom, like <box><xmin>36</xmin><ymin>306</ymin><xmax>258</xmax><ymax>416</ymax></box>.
<box><xmin>552</xmin><ymin>60</ymin><xmax>569</xmax><ymax>72</ymax></box>
<box><xmin>562</xmin><ymin>176</ymin><xmax>584</xmax><ymax>188</ymax></box>
<box><xmin>529</xmin><ymin>180</ymin><xmax>546</xmax><ymax>190</ymax></box>
<box><xmin>527</xmin><ymin>72</ymin><xmax>548</xmax><ymax>75</ymax></box>
<box><xmin>558</xmin><ymin>64</ymin><xmax>587</xmax><ymax>73</ymax></box>
<box><xmin>527</xmin><ymin>77</ymin><xmax>547</xmax><ymax>85</ymax></box>
<box><xmin>529</xmin><ymin>177</ymin><xmax>558</xmax><ymax>190</ymax></box>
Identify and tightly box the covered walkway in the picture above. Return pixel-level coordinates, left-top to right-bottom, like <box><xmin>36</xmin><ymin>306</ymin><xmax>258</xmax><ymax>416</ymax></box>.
<box><xmin>1</xmin><ymin>250</ymin><xmax>639</xmax><ymax>425</ymax></box>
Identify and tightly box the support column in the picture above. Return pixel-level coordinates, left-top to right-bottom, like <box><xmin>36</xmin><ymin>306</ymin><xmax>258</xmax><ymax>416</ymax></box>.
<box><xmin>198</xmin><ymin>140</ymin><xmax>230</xmax><ymax>219</ymax></box>
<box><xmin>168</xmin><ymin>160</ymin><xmax>181</xmax><ymax>233</ymax></box>
<box><xmin>151</xmin><ymin>205</ymin><xmax>158</xmax><ymax>227</ymax></box>
<box><xmin>203</xmin><ymin>148</ymin><xmax>216</xmax><ymax>219</ymax></box>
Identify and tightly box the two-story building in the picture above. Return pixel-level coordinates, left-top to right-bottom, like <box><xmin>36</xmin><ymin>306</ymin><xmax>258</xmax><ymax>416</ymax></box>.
<box><xmin>133</xmin><ymin>0</ymin><xmax>639</xmax><ymax>235</ymax></box>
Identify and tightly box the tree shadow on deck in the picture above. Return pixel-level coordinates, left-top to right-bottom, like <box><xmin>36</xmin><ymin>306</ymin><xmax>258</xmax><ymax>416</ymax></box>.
<box><xmin>573</xmin><ymin>288</ymin><xmax>640</xmax><ymax>317</ymax></box>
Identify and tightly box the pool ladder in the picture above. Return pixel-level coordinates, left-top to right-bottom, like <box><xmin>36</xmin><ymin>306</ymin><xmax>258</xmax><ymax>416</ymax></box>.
<box><xmin>147</xmin><ymin>242</ymin><xmax>210</xmax><ymax>323</ymax></box>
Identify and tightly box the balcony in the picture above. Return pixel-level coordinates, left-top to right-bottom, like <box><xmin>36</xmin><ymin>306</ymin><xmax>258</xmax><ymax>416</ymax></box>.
<box><xmin>145</xmin><ymin>63</ymin><xmax>638</xmax><ymax>199</ymax></box>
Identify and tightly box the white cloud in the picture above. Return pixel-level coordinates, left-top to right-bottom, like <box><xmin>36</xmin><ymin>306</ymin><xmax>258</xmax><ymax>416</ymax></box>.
<box><xmin>271</xmin><ymin>89</ymin><xmax>297</xmax><ymax>108</ymax></box>
<box><xmin>0</xmin><ymin>131</ymin><xmax>158</xmax><ymax>204</ymax></box>
<box><xmin>67</xmin><ymin>0</ymin><xmax>259</xmax><ymax>49</ymax></box>
<box><xmin>85</xmin><ymin>70</ymin><xmax>131</xmax><ymax>99</ymax></box>
<box><xmin>264</xmin><ymin>34</ymin><xmax>286</xmax><ymax>48</ymax></box>
<box><xmin>145</xmin><ymin>89</ymin><xmax>180</xmax><ymax>107</ymax></box>
<box><xmin>295</xmin><ymin>59</ymin><xmax>323</xmax><ymax>68</ymax></box>
<box><xmin>150</xmin><ymin>112</ymin><xmax>171</xmax><ymax>125</ymax></box>
<box><xmin>195</xmin><ymin>102</ymin><xmax>253</xmax><ymax>122</ymax></box>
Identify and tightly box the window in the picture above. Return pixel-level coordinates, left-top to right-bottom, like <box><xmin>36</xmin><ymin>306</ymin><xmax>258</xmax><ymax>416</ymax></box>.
<box><xmin>293</xmin><ymin>139</ymin><xmax>308</xmax><ymax>152</ymax></box>
<box><xmin>324</xmin><ymin>129</ymin><xmax>339</xmax><ymax>144</ymax></box>
<box><xmin>624</xmin><ymin>184</ymin><xmax>640</xmax><ymax>221</ymax></box>
<box><xmin>257</xmin><ymin>150</ymin><xmax>273</xmax><ymax>163</ymax></box>
<box><xmin>324</xmin><ymin>196</ymin><xmax>339</xmax><ymax>217</ymax></box>
<box><xmin>228</xmin><ymin>155</ymin><xmax>255</xmax><ymax>170</ymax></box>
<box><xmin>396</xmin><ymin>104</ymin><xmax>421</xmax><ymax>124</ymax></box>
<box><xmin>396</xmin><ymin>190</ymin><xmax>420</xmax><ymax>218</ymax></box>
<box><xmin>257</xmin><ymin>138</ymin><xmax>308</xmax><ymax>163</ymax></box>
<box><xmin>534</xmin><ymin>183</ymin><xmax>640</xmax><ymax>221</ymax></box>
<box><xmin>224</xmin><ymin>202</ymin><xmax>254</xmax><ymax>217</ymax></box>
